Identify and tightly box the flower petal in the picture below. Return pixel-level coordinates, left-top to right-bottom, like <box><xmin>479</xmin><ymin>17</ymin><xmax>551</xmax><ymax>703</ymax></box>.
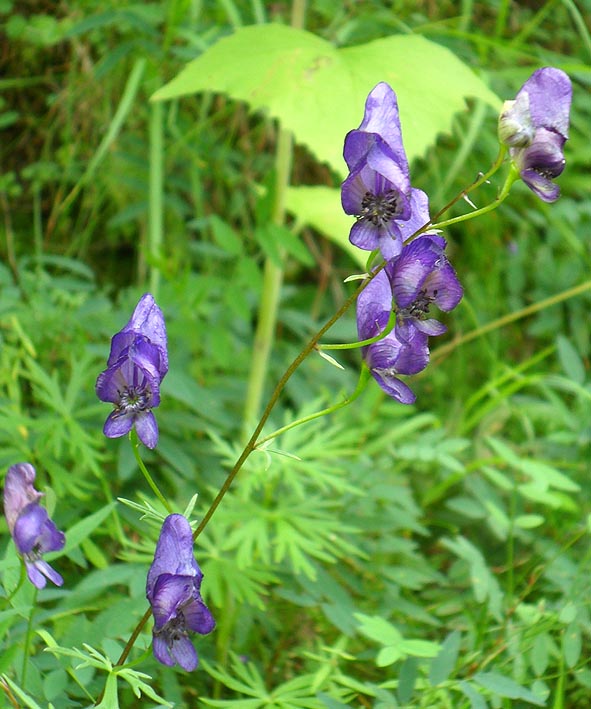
<box><xmin>150</xmin><ymin>573</ymin><xmax>195</xmax><ymax>629</ymax></box>
<box><xmin>147</xmin><ymin>515</ymin><xmax>202</xmax><ymax>597</ymax></box>
<box><xmin>519</xmin><ymin>67</ymin><xmax>572</xmax><ymax>139</ymax></box>
<box><xmin>184</xmin><ymin>597</ymin><xmax>216</xmax><ymax>635</ymax></box>
<box><xmin>135</xmin><ymin>410</ymin><xmax>159</xmax><ymax>450</ymax></box>
<box><xmin>371</xmin><ymin>369</ymin><xmax>416</xmax><ymax>404</ymax></box>
<box><xmin>3</xmin><ymin>463</ymin><xmax>43</xmax><ymax>533</ymax></box>
<box><xmin>170</xmin><ymin>634</ymin><xmax>198</xmax><ymax>672</ymax></box>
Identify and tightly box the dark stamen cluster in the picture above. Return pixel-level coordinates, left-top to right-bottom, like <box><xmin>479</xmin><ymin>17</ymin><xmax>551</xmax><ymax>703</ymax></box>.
<box><xmin>358</xmin><ymin>190</ymin><xmax>400</xmax><ymax>226</ymax></box>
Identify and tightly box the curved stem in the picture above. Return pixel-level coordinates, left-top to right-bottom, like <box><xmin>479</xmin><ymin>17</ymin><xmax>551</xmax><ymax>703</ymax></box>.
<box><xmin>431</xmin><ymin>164</ymin><xmax>519</xmax><ymax>231</ymax></box>
<box><xmin>193</xmin><ymin>279</ymin><xmax>368</xmax><ymax>542</ymax></box>
<box><xmin>129</xmin><ymin>430</ymin><xmax>173</xmax><ymax>514</ymax></box>
<box><xmin>256</xmin><ymin>366</ymin><xmax>371</xmax><ymax>447</ymax></box>
<box><xmin>319</xmin><ymin>308</ymin><xmax>396</xmax><ymax>350</ymax></box>
<box><xmin>403</xmin><ymin>146</ymin><xmax>508</xmax><ymax>245</ymax></box>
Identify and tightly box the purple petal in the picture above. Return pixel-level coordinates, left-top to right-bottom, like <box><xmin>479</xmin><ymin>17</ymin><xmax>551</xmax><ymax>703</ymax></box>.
<box><xmin>184</xmin><ymin>597</ymin><xmax>216</xmax><ymax>635</ymax></box>
<box><xmin>153</xmin><ymin>634</ymin><xmax>175</xmax><ymax>667</ymax></box>
<box><xmin>357</xmin><ymin>82</ymin><xmax>409</xmax><ymax>174</ymax></box>
<box><xmin>26</xmin><ymin>558</ymin><xmax>64</xmax><ymax>589</ymax></box>
<box><xmin>3</xmin><ymin>463</ymin><xmax>43</xmax><ymax>533</ymax></box>
<box><xmin>343</xmin><ymin>130</ymin><xmax>380</xmax><ymax>172</ymax></box>
<box><xmin>349</xmin><ymin>219</ymin><xmax>380</xmax><ymax>252</ymax></box>
<box><xmin>96</xmin><ymin>349</ymin><xmax>161</xmax><ymax>408</ymax></box>
<box><xmin>414</xmin><ymin>318</ymin><xmax>448</xmax><ymax>337</ymax></box>
<box><xmin>103</xmin><ymin>410</ymin><xmax>134</xmax><ymax>439</ymax></box>
<box><xmin>147</xmin><ymin>515</ymin><xmax>201</xmax><ymax>597</ymax></box>
<box><xmin>398</xmin><ymin>189</ymin><xmax>436</xmax><ymax>243</ymax></box>
<box><xmin>518</xmin><ymin>67</ymin><xmax>572</xmax><ymax>138</ymax></box>
<box><xmin>371</xmin><ymin>370</ymin><xmax>416</xmax><ymax>404</ymax></box>
<box><xmin>135</xmin><ymin>411</ymin><xmax>159</xmax><ymax>449</ymax></box>
<box><xmin>377</xmin><ymin>223</ymin><xmax>403</xmax><ymax>260</ymax></box>
<box><xmin>13</xmin><ymin>504</ymin><xmax>65</xmax><ymax>555</ymax></box>
<box><xmin>424</xmin><ymin>260</ymin><xmax>463</xmax><ymax>311</ymax></box>
<box><xmin>150</xmin><ymin>574</ymin><xmax>195</xmax><ymax>629</ymax></box>
<box><xmin>520</xmin><ymin>169</ymin><xmax>561</xmax><ymax>202</ymax></box>
<box><xmin>170</xmin><ymin>634</ymin><xmax>198</xmax><ymax>672</ymax></box>
<box><xmin>356</xmin><ymin>270</ymin><xmax>392</xmax><ymax>340</ymax></box>
<box><xmin>122</xmin><ymin>294</ymin><xmax>169</xmax><ymax>376</ymax></box>
<box><xmin>388</xmin><ymin>236</ymin><xmax>444</xmax><ymax>308</ymax></box>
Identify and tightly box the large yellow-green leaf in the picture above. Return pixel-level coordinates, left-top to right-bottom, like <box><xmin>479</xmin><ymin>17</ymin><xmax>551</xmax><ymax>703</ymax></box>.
<box><xmin>152</xmin><ymin>24</ymin><xmax>500</xmax><ymax>176</ymax></box>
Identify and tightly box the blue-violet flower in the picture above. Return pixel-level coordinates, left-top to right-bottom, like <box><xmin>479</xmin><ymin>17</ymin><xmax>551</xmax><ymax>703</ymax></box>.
<box><xmin>3</xmin><ymin>463</ymin><xmax>65</xmax><ymax>589</ymax></box>
<box><xmin>498</xmin><ymin>67</ymin><xmax>572</xmax><ymax>202</ymax></box>
<box><xmin>357</xmin><ymin>269</ymin><xmax>429</xmax><ymax>404</ymax></box>
<box><xmin>342</xmin><ymin>82</ymin><xmax>425</xmax><ymax>260</ymax></box>
<box><xmin>96</xmin><ymin>294</ymin><xmax>168</xmax><ymax>449</ymax></box>
<box><xmin>147</xmin><ymin>514</ymin><xmax>215</xmax><ymax>671</ymax></box>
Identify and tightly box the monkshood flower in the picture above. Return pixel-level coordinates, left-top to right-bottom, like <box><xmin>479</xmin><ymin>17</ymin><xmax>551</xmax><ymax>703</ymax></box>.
<box><xmin>386</xmin><ymin>235</ymin><xmax>463</xmax><ymax>344</ymax></box>
<box><xmin>3</xmin><ymin>463</ymin><xmax>65</xmax><ymax>589</ymax></box>
<box><xmin>342</xmin><ymin>82</ymin><xmax>421</xmax><ymax>260</ymax></box>
<box><xmin>498</xmin><ymin>67</ymin><xmax>572</xmax><ymax>202</ymax></box>
<box><xmin>146</xmin><ymin>514</ymin><xmax>215</xmax><ymax>671</ymax></box>
<box><xmin>96</xmin><ymin>294</ymin><xmax>168</xmax><ymax>449</ymax></box>
<box><xmin>357</xmin><ymin>269</ymin><xmax>429</xmax><ymax>404</ymax></box>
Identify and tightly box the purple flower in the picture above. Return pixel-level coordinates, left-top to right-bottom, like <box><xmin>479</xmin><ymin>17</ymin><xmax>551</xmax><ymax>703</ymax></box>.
<box><xmin>342</xmin><ymin>82</ymin><xmax>426</xmax><ymax>260</ymax></box>
<box><xmin>386</xmin><ymin>235</ymin><xmax>463</xmax><ymax>343</ymax></box>
<box><xmin>147</xmin><ymin>514</ymin><xmax>215</xmax><ymax>671</ymax></box>
<box><xmin>499</xmin><ymin>67</ymin><xmax>572</xmax><ymax>202</ymax></box>
<box><xmin>3</xmin><ymin>463</ymin><xmax>65</xmax><ymax>589</ymax></box>
<box><xmin>96</xmin><ymin>294</ymin><xmax>168</xmax><ymax>449</ymax></box>
<box><xmin>357</xmin><ymin>269</ymin><xmax>429</xmax><ymax>404</ymax></box>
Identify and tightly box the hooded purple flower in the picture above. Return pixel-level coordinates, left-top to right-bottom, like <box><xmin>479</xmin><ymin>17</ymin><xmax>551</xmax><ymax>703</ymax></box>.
<box><xmin>498</xmin><ymin>67</ymin><xmax>572</xmax><ymax>202</ymax></box>
<box><xmin>147</xmin><ymin>514</ymin><xmax>215</xmax><ymax>671</ymax></box>
<box><xmin>342</xmin><ymin>82</ymin><xmax>426</xmax><ymax>260</ymax></box>
<box><xmin>386</xmin><ymin>235</ymin><xmax>463</xmax><ymax>343</ymax></box>
<box><xmin>96</xmin><ymin>294</ymin><xmax>168</xmax><ymax>449</ymax></box>
<box><xmin>357</xmin><ymin>269</ymin><xmax>429</xmax><ymax>404</ymax></box>
<box><xmin>3</xmin><ymin>463</ymin><xmax>65</xmax><ymax>589</ymax></box>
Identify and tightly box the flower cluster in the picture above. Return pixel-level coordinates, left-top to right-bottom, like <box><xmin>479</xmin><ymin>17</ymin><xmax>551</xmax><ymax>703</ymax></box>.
<box><xmin>96</xmin><ymin>294</ymin><xmax>168</xmax><ymax>449</ymax></box>
<box><xmin>3</xmin><ymin>463</ymin><xmax>65</xmax><ymax>589</ymax></box>
<box><xmin>146</xmin><ymin>515</ymin><xmax>215</xmax><ymax>671</ymax></box>
<box><xmin>343</xmin><ymin>83</ymin><xmax>463</xmax><ymax>403</ymax></box>
<box><xmin>499</xmin><ymin>67</ymin><xmax>572</xmax><ymax>202</ymax></box>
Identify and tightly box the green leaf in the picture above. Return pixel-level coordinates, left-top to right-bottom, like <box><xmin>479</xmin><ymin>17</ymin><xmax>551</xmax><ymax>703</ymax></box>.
<box><xmin>458</xmin><ymin>681</ymin><xmax>487</xmax><ymax>709</ymax></box>
<box><xmin>429</xmin><ymin>630</ymin><xmax>461</xmax><ymax>685</ymax></box>
<box><xmin>63</xmin><ymin>502</ymin><xmax>117</xmax><ymax>554</ymax></box>
<box><xmin>376</xmin><ymin>645</ymin><xmax>403</xmax><ymax>667</ymax></box>
<box><xmin>355</xmin><ymin>613</ymin><xmax>403</xmax><ymax>646</ymax></box>
<box><xmin>473</xmin><ymin>672</ymin><xmax>545</xmax><ymax>705</ymax></box>
<box><xmin>209</xmin><ymin>215</ymin><xmax>244</xmax><ymax>256</ymax></box>
<box><xmin>563</xmin><ymin>622</ymin><xmax>582</xmax><ymax>668</ymax></box>
<box><xmin>152</xmin><ymin>25</ymin><xmax>500</xmax><ymax>175</ymax></box>
<box><xmin>556</xmin><ymin>334</ymin><xmax>586</xmax><ymax>385</ymax></box>
<box><xmin>398</xmin><ymin>639</ymin><xmax>441</xmax><ymax>658</ymax></box>
<box><xmin>286</xmin><ymin>186</ymin><xmax>364</xmax><ymax>266</ymax></box>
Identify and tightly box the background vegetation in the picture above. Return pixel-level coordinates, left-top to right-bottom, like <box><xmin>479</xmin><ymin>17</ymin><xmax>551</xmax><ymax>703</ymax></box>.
<box><xmin>0</xmin><ymin>0</ymin><xmax>590</xmax><ymax>707</ymax></box>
